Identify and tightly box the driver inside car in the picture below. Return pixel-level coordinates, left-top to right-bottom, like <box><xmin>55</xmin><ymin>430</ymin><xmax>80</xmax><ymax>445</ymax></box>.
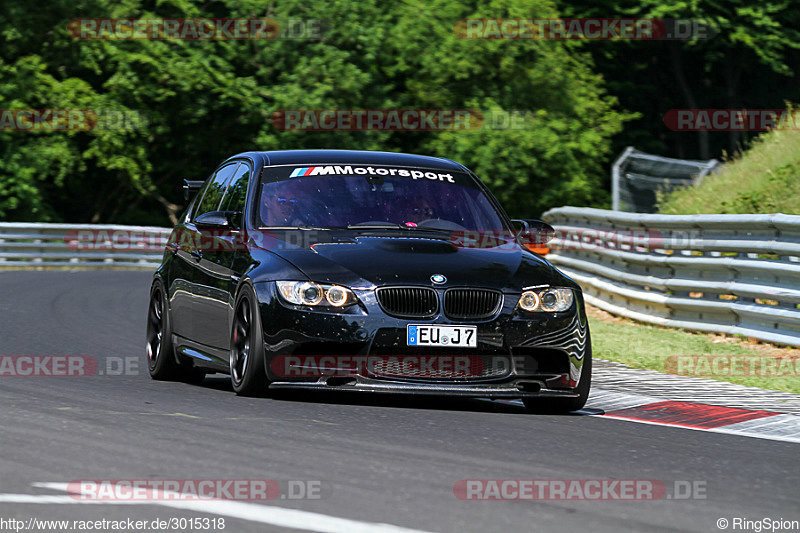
<box><xmin>261</xmin><ymin>183</ymin><xmax>304</xmax><ymax>227</ymax></box>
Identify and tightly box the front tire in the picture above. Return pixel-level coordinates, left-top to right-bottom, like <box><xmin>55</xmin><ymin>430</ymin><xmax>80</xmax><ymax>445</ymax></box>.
<box><xmin>230</xmin><ymin>284</ymin><xmax>269</xmax><ymax>396</ymax></box>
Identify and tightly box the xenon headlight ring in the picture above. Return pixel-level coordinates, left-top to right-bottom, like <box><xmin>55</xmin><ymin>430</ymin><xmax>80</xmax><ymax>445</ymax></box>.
<box><xmin>276</xmin><ymin>281</ymin><xmax>357</xmax><ymax>308</ymax></box>
<box><xmin>517</xmin><ymin>287</ymin><xmax>574</xmax><ymax>312</ymax></box>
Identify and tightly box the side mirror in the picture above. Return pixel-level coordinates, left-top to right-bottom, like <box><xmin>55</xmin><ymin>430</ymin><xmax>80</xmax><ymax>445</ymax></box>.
<box><xmin>183</xmin><ymin>179</ymin><xmax>205</xmax><ymax>201</ymax></box>
<box><xmin>195</xmin><ymin>211</ymin><xmax>236</xmax><ymax>229</ymax></box>
<box><xmin>510</xmin><ymin>219</ymin><xmax>555</xmax><ymax>254</ymax></box>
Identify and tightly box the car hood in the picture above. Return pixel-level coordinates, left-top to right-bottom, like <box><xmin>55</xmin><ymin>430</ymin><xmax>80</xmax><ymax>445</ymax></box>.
<box><xmin>252</xmin><ymin>231</ymin><xmax>561</xmax><ymax>292</ymax></box>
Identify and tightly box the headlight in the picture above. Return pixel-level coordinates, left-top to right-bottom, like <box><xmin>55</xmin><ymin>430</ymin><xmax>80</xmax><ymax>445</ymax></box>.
<box><xmin>517</xmin><ymin>288</ymin><xmax>573</xmax><ymax>312</ymax></box>
<box><xmin>518</xmin><ymin>291</ymin><xmax>540</xmax><ymax>312</ymax></box>
<box><xmin>276</xmin><ymin>281</ymin><xmax>357</xmax><ymax>308</ymax></box>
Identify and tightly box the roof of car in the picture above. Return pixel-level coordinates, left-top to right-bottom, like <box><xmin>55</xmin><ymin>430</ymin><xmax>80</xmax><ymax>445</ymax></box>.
<box><xmin>227</xmin><ymin>150</ymin><xmax>467</xmax><ymax>172</ymax></box>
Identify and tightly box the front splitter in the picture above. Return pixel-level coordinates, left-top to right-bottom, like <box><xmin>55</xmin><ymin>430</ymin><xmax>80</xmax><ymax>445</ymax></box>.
<box><xmin>269</xmin><ymin>378</ymin><xmax>579</xmax><ymax>399</ymax></box>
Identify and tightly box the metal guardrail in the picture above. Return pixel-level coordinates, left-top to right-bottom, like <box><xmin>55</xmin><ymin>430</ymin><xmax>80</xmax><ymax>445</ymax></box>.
<box><xmin>6</xmin><ymin>214</ymin><xmax>800</xmax><ymax>346</ymax></box>
<box><xmin>542</xmin><ymin>207</ymin><xmax>800</xmax><ymax>347</ymax></box>
<box><xmin>0</xmin><ymin>223</ymin><xmax>170</xmax><ymax>269</ymax></box>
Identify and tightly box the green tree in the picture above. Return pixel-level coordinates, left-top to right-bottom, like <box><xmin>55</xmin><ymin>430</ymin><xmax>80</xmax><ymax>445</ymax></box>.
<box><xmin>562</xmin><ymin>0</ymin><xmax>800</xmax><ymax>159</ymax></box>
<box><xmin>0</xmin><ymin>0</ymin><xmax>628</xmax><ymax>223</ymax></box>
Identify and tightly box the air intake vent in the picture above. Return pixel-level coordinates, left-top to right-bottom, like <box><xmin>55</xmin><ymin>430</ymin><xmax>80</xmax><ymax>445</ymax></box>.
<box><xmin>376</xmin><ymin>287</ymin><xmax>438</xmax><ymax>318</ymax></box>
<box><xmin>444</xmin><ymin>289</ymin><xmax>502</xmax><ymax>320</ymax></box>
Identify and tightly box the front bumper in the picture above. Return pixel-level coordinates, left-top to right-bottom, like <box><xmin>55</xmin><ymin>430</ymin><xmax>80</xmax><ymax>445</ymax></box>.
<box><xmin>254</xmin><ymin>282</ymin><xmax>589</xmax><ymax>399</ymax></box>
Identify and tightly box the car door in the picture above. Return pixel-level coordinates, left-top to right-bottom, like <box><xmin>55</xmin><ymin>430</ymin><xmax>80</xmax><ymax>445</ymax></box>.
<box><xmin>189</xmin><ymin>162</ymin><xmax>252</xmax><ymax>349</ymax></box>
<box><xmin>173</xmin><ymin>162</ymin><xmax>240</xmax><ymax>345</ymax></box>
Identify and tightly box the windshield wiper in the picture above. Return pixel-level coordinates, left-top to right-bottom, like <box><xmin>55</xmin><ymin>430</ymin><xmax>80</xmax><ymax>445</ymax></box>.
<box><xmin>261</xmin><ymin>223</ymin><xmax>459</xmax><ymax>233</ymax></box>
<box><xmin>260</xmin><ymin>225</ymin><xmax>341</xmax><ymax>231</ymax></box>
<box><xmin>345</xmin><ymin>223</ymin><xmax>456</xmax><ymax>234</ymax></box>
<box><xmin>402</xmin><ymin>226</ymin><xmax>455</xmax><ymax>234</ymax></box>
<box><xmin>346</xmin><ymin>223</ymin><xmax>403</xmax><ymax>230</ymax></box>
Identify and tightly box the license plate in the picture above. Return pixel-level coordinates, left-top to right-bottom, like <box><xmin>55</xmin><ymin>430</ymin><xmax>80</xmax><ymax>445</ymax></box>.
<box><xmin>407</xmin><ymin>325</ymin><xmax>477</xmax><ymax>348</ymax></box>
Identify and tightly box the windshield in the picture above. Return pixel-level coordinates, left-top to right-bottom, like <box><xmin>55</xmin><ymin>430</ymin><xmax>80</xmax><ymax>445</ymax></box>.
<box><xmin>257</xmin><ymin>167</ymin><xmax>507</xmax><ymax>231</ymax></box>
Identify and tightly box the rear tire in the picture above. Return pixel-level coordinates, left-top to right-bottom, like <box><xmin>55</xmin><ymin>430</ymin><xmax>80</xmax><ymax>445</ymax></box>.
<box><xmin>147</xmin><ymin>280</ymin><xmax>207</xmax><ymax>384</ymax></box>
<box><xmin>523</xmin><ymin>334</ymin><xmax>592</xmax><ymax>414</ymax></box>
<box><xmin>230</xmin><ymin>284</ymin><xmax>269</xmax><ymax>396</ymax></box>
<box><xmin>147</xmin><ymin>280</ymin><xmax>179</xmax><ymax>380</ymax></box>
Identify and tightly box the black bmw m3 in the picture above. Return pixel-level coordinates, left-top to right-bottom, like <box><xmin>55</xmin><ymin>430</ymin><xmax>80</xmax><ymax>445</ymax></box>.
<box><xmin>147</xmin><ymin>149</ymin><xmax>591</xmax><ymax>412</ymax></box>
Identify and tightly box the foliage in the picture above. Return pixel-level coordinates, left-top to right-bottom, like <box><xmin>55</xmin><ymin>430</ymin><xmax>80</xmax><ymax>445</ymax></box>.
<box><xmin>0</xmin><ymin>0</ymin><xmax>628</xmax><ymax>224</ymax></box>
<box><xmin>563</xmin><ymin>0</ymin><xmax>800</xmax><ymax>160</ymax></box>
<box><xmin>3</xmin><ymin>0</ymin><xmax>799</xmax><ymax>223</ymax></box>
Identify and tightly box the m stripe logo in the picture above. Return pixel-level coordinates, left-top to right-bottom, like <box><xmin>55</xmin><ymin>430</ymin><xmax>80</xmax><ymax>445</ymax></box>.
<box><xmin>289</xmin><ymin>167</ymin><xmax>316</xmax><ymax>177</ymax></box>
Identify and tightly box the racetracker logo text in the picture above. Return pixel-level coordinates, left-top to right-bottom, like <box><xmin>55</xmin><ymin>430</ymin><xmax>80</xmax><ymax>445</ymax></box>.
<box><xmin>272</xmin><ymin>109</ymin><xmax>480</xmax><ymax>131</ymax></box>
<box><xmin>0</xmin><ymin>109</ymin><xmax>149</xmax><ymax>132</ymax></box>
<box><xmin>454</xmin><ymin>18</ymin><xmax>716</xmax><ymax>41</ymax></box>
<box><xmin>0</xmin><ymin>356</ymin><xmax>137</xmax><ymax>377</ymax></box>
<box><xmin>454</xmin><ymin>479</ymin><xmax>707</xmax><ymax>501</ymax></box>
<box><xmin>67</xmin><ymin>18</ymin><xmax>325</xmax><ymax>40</ymax></box>
<box><xmin>270</xmin><ymin>355</ymin><xmax>504</xmax><ymax>379</ymax></box>
<box><xmin>67</xmin><ymin>480</ymin><xmax>323</xmax><ymax>501</ymax></box>
<box><xmin>664</xmin><ymin>109</ymin><xmax>800</xmax><ymax>131</ymax></box>
<box><xmin>665</xmin><ymin>356</ymin><xmax>800</xmax><ymax>377</ymax></box>
<box><xmin>0</xmin><ymin>356</ymin><xmax>96</xmax><ymax>377</ymax></box>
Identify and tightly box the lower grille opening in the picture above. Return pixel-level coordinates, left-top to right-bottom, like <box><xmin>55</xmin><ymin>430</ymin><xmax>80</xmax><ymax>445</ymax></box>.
<box><xmin>326</xmin><ymin>376</ymin><xmax>357</xmax><ymax>387</ymax></box>
<box><xmin>511</xmin><ymin>347</ymin><xmax>570</xmax><ymax>375</ymax></box>
<box><xmin>268</xmin><ymin>343</ymin><xmax>365</xmax><ymax>382</ymax></box>
<box><xmin>369</xmin><ymin>342</ymin><xmax>512</xmax><ymax>381</ymax></box>
<box><xmin>516</xmin><ymin>380</ymin><xmax>542</xmax><ymax>393</ymax></box>
<box><xmin>290</xmin><ymin>342</ymin><xmax>365</xmax><ymax>356</ymax></box>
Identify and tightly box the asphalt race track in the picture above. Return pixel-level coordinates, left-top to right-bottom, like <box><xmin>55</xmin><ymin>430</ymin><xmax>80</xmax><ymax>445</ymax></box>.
<box><xmin>0</xmin><ymin>271</ymin><xmax>797</xmax><ymax>532</ymax></box>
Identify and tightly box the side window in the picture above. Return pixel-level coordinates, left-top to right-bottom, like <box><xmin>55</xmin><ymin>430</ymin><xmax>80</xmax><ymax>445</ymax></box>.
<box><xmin>219</xmin><ymin>163</ymin><xmax>251</xmax><ymax>215</ymax></box>
<box><xmin>194</xmin><ymin>163</ymin><xmax>239</xmax><ymax>219</ymax></box>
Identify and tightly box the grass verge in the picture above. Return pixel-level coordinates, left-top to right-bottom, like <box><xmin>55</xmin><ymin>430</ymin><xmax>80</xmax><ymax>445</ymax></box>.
<box><xmin>658</xmin><ymin>126</ymin><xmax>800</xmax><ymax>215</ymax></box>
<box><xmin>588</xmin><ymin>306</ymin><xmax>800</xmax><ymax>394</ymax></box>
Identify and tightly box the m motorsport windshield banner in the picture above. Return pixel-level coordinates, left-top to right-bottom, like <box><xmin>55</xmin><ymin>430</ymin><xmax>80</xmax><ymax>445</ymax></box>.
<box><xmin>269</xmin><ymin>164</ymin><xmax>471</xmax><ymax>186</ymax></box>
